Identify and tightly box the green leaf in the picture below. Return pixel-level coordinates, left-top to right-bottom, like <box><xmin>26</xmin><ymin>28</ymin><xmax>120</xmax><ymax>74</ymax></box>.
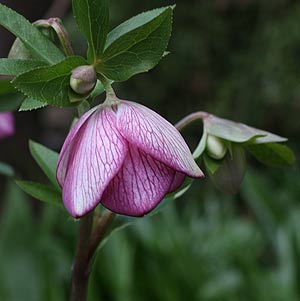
<box><xmin>15</xmin><ymin>180</ymin><xmax>63</xmax><ymax>209</ymax></box>
<box><xmin>97</xmin><ymin>6</ymin><xmax>173</xmax><ymax>81</ymax></box>
<box><xmin>0</xmin><ymin>161</ymin><xmax>14</xmax><ymax>177</ymax></box>
<box><xmin>0</xmin><ymin>59</ymin><xmax>46</xmax><ymax>76</ymax></box>
<box><xmin>247</xmin><ymin>143</ymin><xmax>295</xmax><ymax>167</ymax></box>
<box><xmin>208</xmin><ymin>144</ymin><xmax>247</xmax><ymax>195</ymax></box>
<box><xmin>0</xmin><ymin>4</ymin><xmax>64</xmax><ymax>64</ymax></box>
<box><xmin>19</xmin><ymin>98</ymin><xmax>47</xmax><ymax>111</ymax></box>
<box><xmin>12</xmin><ymin>56</ymin><xmax>86</xmax><ymax>107</ymax></box>
<box><xmin>73</xmin><ymin>0</ymin><xmax>109</xmax><ymax>62</ymax></box>
<box><xmin>29</xmin><ymin>140</ymin><xmax>60</xmax><ymax>189</ymax></box>
<box><xmin>203</xmin><ymin>113</ymin><xmax>287</xmax><ymax>144</ymax></box>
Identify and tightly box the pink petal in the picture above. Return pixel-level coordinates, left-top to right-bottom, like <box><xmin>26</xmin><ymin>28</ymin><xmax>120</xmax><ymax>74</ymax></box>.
<box><xmin>117</xmin><ymin>101</ymin><xmax>204</xmax><ymax>178</ymax></box>
<box><xmin>57</xmin><ymin>106</ymin><xmax>97</xmax><ymax>186</ymax></box>
<box><xmin>0</xmin><ymin>112</ymin><xmax>15</xmax><ymax>139</ymax></box>
<box><xmin>101</xmin><ymin>145</ymin><xmax>176</xmax><ymax>216</ymax></box>
<box><xmin>62</xmin><ymin>106</ymin><xmax>128</xmax><ymax>217</ymax></box>
<box><xmin>168</xmin><ymin>172</ymin><xmax>186</xmax><ymax>193</ymax></box>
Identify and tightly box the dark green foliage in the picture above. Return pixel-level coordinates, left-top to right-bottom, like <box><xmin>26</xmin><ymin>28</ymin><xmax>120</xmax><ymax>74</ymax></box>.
<box><xmin>0</xmin><ymin>0</ymin><xmax>299</xmax><ymax>300</ymax></box>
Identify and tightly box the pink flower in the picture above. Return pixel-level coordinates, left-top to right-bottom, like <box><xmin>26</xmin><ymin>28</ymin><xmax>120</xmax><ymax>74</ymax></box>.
<box><xmin>0</xmin><ymin>112</ymin><xmax>15</xmax><ymax>139</ymax></box>
<box><xmin>57</xmin><ymin>100</ymin><xmax>204</xmax><ymax>218</ymax></box>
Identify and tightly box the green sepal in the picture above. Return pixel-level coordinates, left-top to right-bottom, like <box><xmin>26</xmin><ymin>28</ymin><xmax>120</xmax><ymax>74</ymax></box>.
<box><xmin>208</xmin><ymin>145</ymin><xmax>247</xmax><ymax>195</ymax></box>
<box><xmin>203</xmin><ymin>154</ymin><xmax>221</xmax><ymax>175</ymax></box>
<box><xmin>247</xmin><ymin>143</ymin><xmax>295</xmax><ymax>168</ymax></box>
<box><xmin>204</xmin><ymin>114</ymin><xmax>287</xmax><ymax>144</ymax></box>
<box><xmin>193</xmin><ymin>130</ymin><xmax>208</xmax><ymax>159</ymax></box>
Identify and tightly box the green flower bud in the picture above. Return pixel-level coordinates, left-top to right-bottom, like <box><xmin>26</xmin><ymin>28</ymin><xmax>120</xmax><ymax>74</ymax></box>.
<box><xmin>70</xmin><ymin>65</ymin><xmax>97</xmax><ymax>95</ymax></box>
<box><xmin>206</xmin><ymin>134</ymin><xmax>227</xmax><ymax>160</ymax></box>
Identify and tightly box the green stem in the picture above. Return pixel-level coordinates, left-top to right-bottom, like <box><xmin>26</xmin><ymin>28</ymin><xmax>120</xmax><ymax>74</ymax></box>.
<box><xmin>88</xmin><ymin>211</ymin><xmax>115</xmax><ymax>262</ymax></box>
<box><xmin>70</xmin><ymin>210</ymin><xmax>115</xmax><ymax>301</ymax></box>
<box><xmin>70</xmin><ymin>213</ymin><xmax>94</xmax><ymax>301</ymax></box>
<box><xmin>98</xmin><ymin>74</ymin><xmax>117</xmax><ymax>101</ymax></box>
<box><xmin>174</xmin><ymin>111</ymin><xmax>208</xmax><ymax>131</ymax></box>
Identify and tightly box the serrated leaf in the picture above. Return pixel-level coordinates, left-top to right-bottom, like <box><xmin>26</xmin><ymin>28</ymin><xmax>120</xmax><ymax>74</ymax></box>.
<box><xmin>209</xmin><ymin>144</ymin><xmax>247</xmax><ymax>195</ymax></box>
<box><xmin>15</xmin><ymin>180</ymin><xmax>63</xmax><ymax>209</ymax></box>
<box><xmin>0</xmin><ymin>59</ymin><xmax>46</xmax><ymax>76</ymax></box>
<box><xmin>73</xmin><ymin>0</ymin><xmax>109</xmax><ymax>62</ymax></box>
<box><xmin>0</xmin><ymin>4</ymin><xmax>64</xmax><ymax>64</ymax></box>
<box><xmin>0</xmin><ymin>161</ymin><xmax>14</xmax><ymax>177</ymax></box>
<box><xmin>97</xmin><ymin>6</ymin><xmax>173</xmax><ymax>81</ymax></box>
<box><xmin>29</xmin><ymin>140</ymin><xmax>60</xmax><ymax>189</ymax></box>
<box><xmin>247</xmin><ymin>143</ymin><xmax>295</xmax><ymax>167</ymax></box>
<box><xmin>12</xmin><ymin>56</ymin><xmax>86</xmax><ymax>107</ymax></box>
<box><xmin>203</xmin><ymin>113</ymin><xmax>287</xmax><ymax>144</ymax></box>
<box><xmin>19</xmin><ymin>98</ymin><xmax>47</xmax><ymax>111</ymax></box>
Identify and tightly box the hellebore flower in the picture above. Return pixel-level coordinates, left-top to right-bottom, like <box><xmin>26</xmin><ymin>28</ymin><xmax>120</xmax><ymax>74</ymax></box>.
<box><xmin>193</xmin><ymin>112</ymin><xmax>293</xmax><ymax>194</ymax></box>
<box><xmin>57</xmin><ymin>100</ymin><xmax>204</xmax><ymax>218</ymax></box>
<box><xmin>0</xmin><ymin>112</ymin><xmax>15</xmax><ymax>139</ymax></box>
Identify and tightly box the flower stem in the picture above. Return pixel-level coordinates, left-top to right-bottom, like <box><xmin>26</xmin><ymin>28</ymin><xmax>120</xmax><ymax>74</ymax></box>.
<box><xmin>175</xmin><ymin>111</ymin><xmax>208</xmax><ymax>131</ymax></box>
<box><xmin>70</xmin><ymin>211</ymin><xmax>115</xmax><ymax>301</ymax></box>
<box><xmin>88</xmin><ymin>211</ymin><xmax>115</xmax><ymax>262</ymax></box>
<box><xmin>98</xmin><ymin>75</ymin><xmax>117</xmax><ymax>101</ymax></box>
<box><xmin>70</xmin><ymin>213</ymin><xmax>94</xmax><ymax>301</ymax></box>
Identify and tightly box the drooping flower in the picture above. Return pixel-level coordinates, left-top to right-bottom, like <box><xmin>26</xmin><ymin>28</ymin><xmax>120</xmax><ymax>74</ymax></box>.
<box><xmin>0</xmin><ymin>112</ymin><xmax>15</xmax><ymax>139</ymax></box>
<box><xmin>192</xmin><ymin>112</ymin><xmax>293</xmax><ymax>194</ymax></box>
<box><xmin>57</xmin><ymin>100</ymin><xmax>204</xmax><ymax>218</ymax></box>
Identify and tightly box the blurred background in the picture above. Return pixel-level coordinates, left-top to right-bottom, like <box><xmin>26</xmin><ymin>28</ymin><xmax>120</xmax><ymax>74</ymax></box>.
<box><xmin>0</xmin><ymin>0</ymin><xmax>300</xmax><ymax>300</ymax></box>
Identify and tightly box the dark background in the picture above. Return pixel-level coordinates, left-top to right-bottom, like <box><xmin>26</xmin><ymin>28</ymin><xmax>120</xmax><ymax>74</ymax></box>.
<box><xmin>0</xmin><ymin>0</ymin><xmax>299</xmax><ymax>300</ymax></box>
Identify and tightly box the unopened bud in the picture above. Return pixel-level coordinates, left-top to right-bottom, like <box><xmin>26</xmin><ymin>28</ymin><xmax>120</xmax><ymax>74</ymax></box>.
<box><xmin>206</xmin><ymin>134</ymin><xmax>227</xmax><ymax>160</ymax></box>
<box><xmin>70</xmin><ymin>65</ymin><xmax>97</xmax><ymax>95</ymax></box>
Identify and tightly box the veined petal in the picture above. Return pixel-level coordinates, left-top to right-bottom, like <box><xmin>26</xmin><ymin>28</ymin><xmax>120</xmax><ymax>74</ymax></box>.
<box><xmin>101</xmin><ymin>145</ymin><xmax>176</xmax><ymax>216</ymax></box>
<box><xmin>57</xmin><ymin>106</ymin><xmax>97</xmax><ymax>186</ymax></box>
<box><xmin>168</xmin><ymin>172</ymin><xmax>186</xmax><ymax>193</ymax></box>
<box><xmin>0</xmin><ymin>112</ymin><xmax>14</xmax><ymax>139</ymax></box>
<box><xmin>62</xmin><ymin>106</ymin><xmax>128</xmax><ymax>218</ymax></box>
<box><xmin>117</xmin><ymin>101</ymin><xmax>204</xmax><ymax>178</ymax></box>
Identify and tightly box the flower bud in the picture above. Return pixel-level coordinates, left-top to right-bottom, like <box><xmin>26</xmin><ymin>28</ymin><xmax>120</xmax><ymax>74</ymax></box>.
<box><xmin>70</xmin><ymin>65</ymin><xmax>97</xmax><ymax>95</ymax></box>
<box><xmin>206</xmin><ymin>134</ymin><xmax>227</xmax><ymax>160</ymax></box>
